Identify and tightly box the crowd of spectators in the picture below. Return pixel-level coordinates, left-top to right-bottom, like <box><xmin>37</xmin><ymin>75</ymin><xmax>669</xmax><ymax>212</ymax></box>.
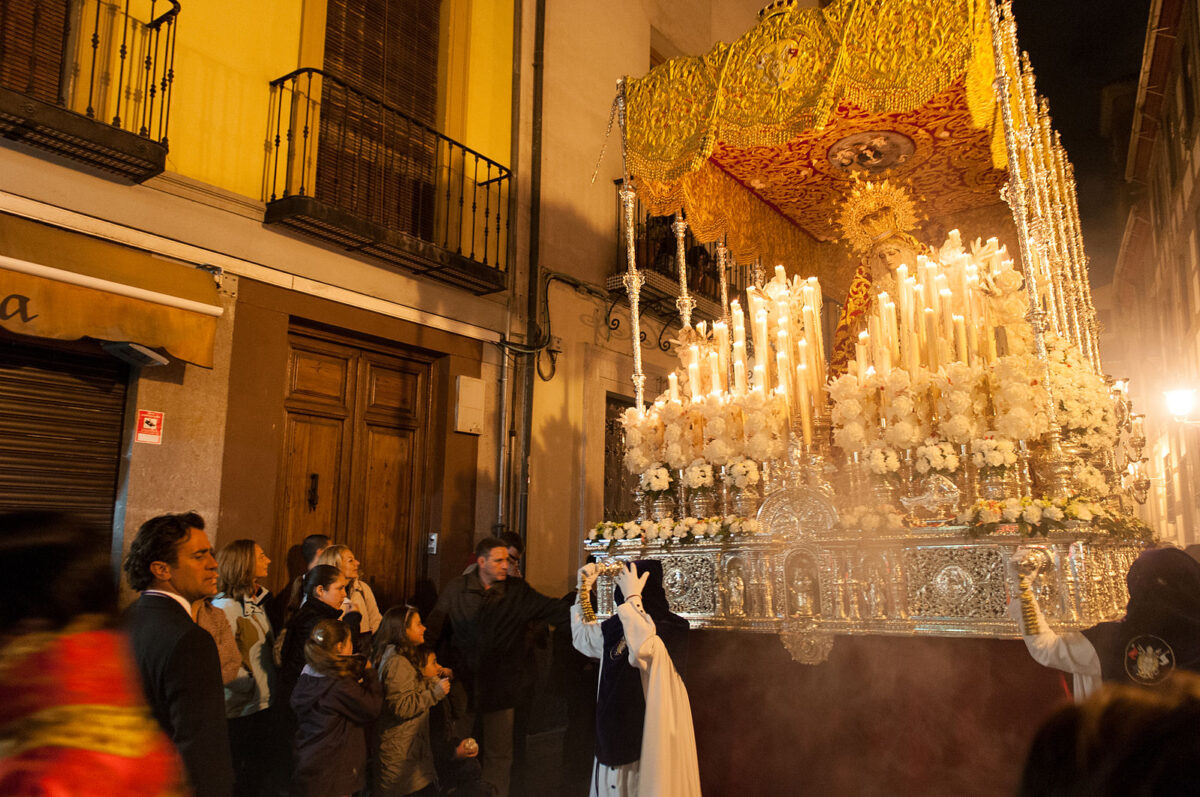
<box><xmin>0</xmin><ymin>512</ymin><xmax>569</xmax><ymax>797</ymax></box>
<box><xmin>4</xmin><ymin>509</ymin><xmax>1200</xmax><ymax>797</ymax></box>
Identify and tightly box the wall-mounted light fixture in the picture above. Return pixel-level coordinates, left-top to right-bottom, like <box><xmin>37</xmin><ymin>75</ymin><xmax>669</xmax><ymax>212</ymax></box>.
<box><xmin>1164</xmin><ymin>389</ymin><xmax>1199</xmax><ymax>423</ymax></box>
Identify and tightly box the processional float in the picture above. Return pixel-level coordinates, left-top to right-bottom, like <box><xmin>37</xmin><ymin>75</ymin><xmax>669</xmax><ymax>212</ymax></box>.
<box><xmin>586</xmin><ymin>0</ymin><xmax>1152</xmax><ymax>663</ymax></box>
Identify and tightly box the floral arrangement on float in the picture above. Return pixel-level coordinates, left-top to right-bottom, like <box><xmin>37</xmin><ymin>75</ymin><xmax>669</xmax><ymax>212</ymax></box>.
<box><xmin>616</xmin><ymin>266</ymin><xmax>824</xmax><ymax>525</ymax></box>
<box><xmin>589</xmin><ymin>515</ymin><xmax>763</xmax><ymax>549</ymax></box>
<box><xmin>604</xmin><ymin>227</ymin><xmax>1149</xmax><ymax>543</ymax></box>
<box><xmin>956</xmin><ymin>496</ymin><xmax>1153</xmax><ymax>541</ymax></box>
<box><xmin>837</xmin><ymin>504</ymin><xmax>906</xmax><ymax>532</ymax></box>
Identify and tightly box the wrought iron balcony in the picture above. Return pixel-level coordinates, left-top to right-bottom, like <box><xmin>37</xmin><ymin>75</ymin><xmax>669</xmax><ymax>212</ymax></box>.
<box><xmin>607</xmin><ymin>180</ymin><xmax>749</xmax><ymax>347</ymax></box>
<box><xmin>264</xmin><ymin>68</ymin><xmax>509</xmax><ymax>295</ymax></box>
<box><xmin>0</xmin><ymin>0</ymin><xmax>178</xmax><ymax>182</ymax></box>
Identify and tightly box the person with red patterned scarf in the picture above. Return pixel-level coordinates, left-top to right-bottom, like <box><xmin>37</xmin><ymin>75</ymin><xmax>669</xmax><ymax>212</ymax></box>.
<box><xmin>0</xmin><ymin>511</ymin><xmax>185</xmax><ymax>796</ymax></box>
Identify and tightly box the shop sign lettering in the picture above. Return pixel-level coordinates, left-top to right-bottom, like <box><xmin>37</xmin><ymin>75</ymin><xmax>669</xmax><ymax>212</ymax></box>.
<box><xmin>1</xmin><ymin>293</ymin><xmax>38</xmax><ymax>322</ymax></box>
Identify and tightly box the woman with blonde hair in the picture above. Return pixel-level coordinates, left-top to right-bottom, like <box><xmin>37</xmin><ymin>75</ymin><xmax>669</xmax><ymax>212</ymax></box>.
<box><xmin>317</xmin><ymin>544</ymin><xmax>382</xmax><ymax>638</ymax></box>
<box><xmin>214</xmin><ymin>539</ymin><xmax>280</xmax><ymax>795</ymax></box>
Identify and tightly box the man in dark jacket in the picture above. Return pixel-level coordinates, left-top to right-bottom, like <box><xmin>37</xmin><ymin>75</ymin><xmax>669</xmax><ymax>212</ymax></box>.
<box><xmin>122</xmin><ymin>512</ymin><xmax>234</xmax><ymax>797</ymax></box>
<box><xmin>426</xmin><ymin>536</ymin><xmax>570</xmax><ymax>797</ymax></box>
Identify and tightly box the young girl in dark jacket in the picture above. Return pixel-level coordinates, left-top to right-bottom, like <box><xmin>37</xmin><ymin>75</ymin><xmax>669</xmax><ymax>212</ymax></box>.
<box><xmin>290</xmin><ymin>619</ymin><xmax>382</xmax><ymax>797</ymax></box>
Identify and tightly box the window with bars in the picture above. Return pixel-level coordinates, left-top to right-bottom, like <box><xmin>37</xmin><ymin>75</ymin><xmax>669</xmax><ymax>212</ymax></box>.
<box><xmin>604</xmin><ymin>393</ymin><xmax>638</xmax><ymax>523</ymax></box>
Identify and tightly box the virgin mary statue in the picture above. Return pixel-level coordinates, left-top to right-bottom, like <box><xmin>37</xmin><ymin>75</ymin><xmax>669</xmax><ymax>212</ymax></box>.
<box><xmin>829</xmin><ymin>178</ymin><xmax>930</xmax><ymax>376</ymax></box>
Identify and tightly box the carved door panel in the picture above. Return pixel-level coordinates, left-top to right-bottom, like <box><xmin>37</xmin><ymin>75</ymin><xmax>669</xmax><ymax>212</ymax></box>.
<box><xmin>279</xmin><ymin>414</ymin><xmax>347</xmax><ymax>549</ymax></box>
<box><xmin>277</xmin><ymin>336</ymin><xmax>354</xmax><ymax>584</ymax></box>
<box><xmin>277</xmin><ymin>329</ymin><xmax>431</xmax><ymax>608</ymax></box>
<box><xmin>345</xmin><ymin>354</ymin><xmax>426</xmax><ymax>609</ymax></box>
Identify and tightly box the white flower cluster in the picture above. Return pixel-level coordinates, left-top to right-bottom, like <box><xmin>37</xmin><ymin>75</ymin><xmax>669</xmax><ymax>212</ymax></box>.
<box><xmin>914</xmin><ymin>438</ymin><xmax>960</xmax><ymax>474</ymax></box>
<box><xmin>698</xmin><ymin>393</ymin><xmax>738</xmax><ymax>466</ymax></box>
<box><xmin>660</xmin><ymin>402</ymin><xmax>698</xmax><ymax>469</ymax></box>
<box><xmin>1045</xmin><ymin>335</ymin><xmax>1118</xmax><ymax>453</ymax></box>
<box><xmin>588</xmin><ymin>515</ymin><xmax>761</xmax><ymax>542</ymax></box>
<box><xmin>830</xmin><ymin>371</ymin><xmax>880</xmax><ymax>454</ymax></box>
<box><xmin>638</xmin><ymin>465</ymin><xmax>672</xmax><ymax>495</ymax></box>
<box><xmin>881</xmin><ymin>367</ymin><xmax>932</xmax><ymax>449</ymax></box>
<box><xmin>957</xmin><ymin>495</ymin><xmax>1100</xmax><ymax>529</ymax></box>
<box><xmin>1076</xmin><ymin>463</ymin><xmax>1111</xmax><ymax>497</ymax></box>
<box><xmin>989</xmin><ymin>354</ymin><xmax>1049</xmax><ymax>442</ymax></box>
<box><xmin>837</xmin><ymin>504</ymin><xmax>906</xmax><ymax>532</ymax></box>
<box><xmin>682</xmin><ymin>459</ymin><xmax>715</xmax><ymax>490</ymax></box>
<box><xmin>984</xmin><ymin>257</ymin><xmax>1035</xmax><ymax>353</ymax></box>
<box><xmin>741</xmin><ymin>390</ymin><xmax>789</xmax><ymax>462</ymax></box>
<box><xmin>864</xmin><ymin>443</ymin><xmax>901</xmax><ymax>475</ymax></box>
<box><xmin>726</xmin><ymin>456</ymin><xmax>760</xmax><ymax>489</ymax></box>
<box><xmin>934</xmin><ymin>361</ymin><xmax>986</xmax><ymax>444</ymax></box>
<box><xmin>621</xmin><ymin>406</ymin><xmax>662</xmax><ymax>474</ymax></box>
<box><xmin>970</xmin><ymin>437</ymin><xmax>1018</xmax><ymax>470</ymax></box>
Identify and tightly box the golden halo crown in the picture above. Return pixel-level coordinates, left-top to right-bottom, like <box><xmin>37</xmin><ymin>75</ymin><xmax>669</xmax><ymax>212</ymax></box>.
<box><xmin>835</xmin><ymin>177</ymin><xmax>920</xmax><ymax>256</ymax></box>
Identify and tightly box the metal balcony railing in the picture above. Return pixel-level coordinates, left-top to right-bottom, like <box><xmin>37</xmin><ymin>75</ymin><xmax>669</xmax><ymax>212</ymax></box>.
<box><xmin>264</xmin><ymin>68</ymin><xmax>509</xmax><ymax>294</ymax></box>
<box><xmin>0</xmin><ymin>0</ymin><xmax>179</xmax><ymax>181</ymax></box>
<box><xmin>608</xmin><ymin>179</ymin><xmax>750</xmax><ymax>324</ymax></box>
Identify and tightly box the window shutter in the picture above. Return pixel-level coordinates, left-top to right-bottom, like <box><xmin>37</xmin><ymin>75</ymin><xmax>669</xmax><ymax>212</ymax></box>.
<box><xmin>317</xmin><ymin>0</ymin><xmax>441</xmax><ymax>238</ymax></box>
<box><xmin>0</xmin><ymin>340</ymin><xmax>127</xmax><ymax>533</ymax></box>
<box><xmin>0</xmin><ymin>0</ymin><xmax>69</xmax><ymax>103</ymax></box>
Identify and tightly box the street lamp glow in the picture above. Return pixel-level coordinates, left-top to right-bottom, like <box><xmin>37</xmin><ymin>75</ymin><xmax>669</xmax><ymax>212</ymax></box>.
<box><xmin>1164</xmin><ymin>389</ymin><xmax>1196</xmax><ymax>420</ymax></box>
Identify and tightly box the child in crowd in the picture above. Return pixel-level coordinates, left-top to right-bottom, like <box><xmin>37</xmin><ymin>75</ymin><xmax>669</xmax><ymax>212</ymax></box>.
<box><xmin>374</xmin><ymin>606</ymin><xmax>452</xmax><ymax>797</ymax></box>
<box><xmin>291</xmin><ymin>619</ymin><xmax>381</xmax><ymax>797</ymax></box>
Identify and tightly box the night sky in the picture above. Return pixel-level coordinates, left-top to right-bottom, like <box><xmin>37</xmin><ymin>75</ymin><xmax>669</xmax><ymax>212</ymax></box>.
<box><xmin>1011</xmin><ymin>0</ymin><xmax>1153</xmax><ymax>284</ymax></box>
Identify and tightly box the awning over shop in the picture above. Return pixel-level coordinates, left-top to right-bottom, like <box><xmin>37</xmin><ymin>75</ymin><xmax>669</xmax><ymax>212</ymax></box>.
<box><xmin>0</xmin><ymin>212</ymin><xmax>223</xmax><ymax>367</ymax></box>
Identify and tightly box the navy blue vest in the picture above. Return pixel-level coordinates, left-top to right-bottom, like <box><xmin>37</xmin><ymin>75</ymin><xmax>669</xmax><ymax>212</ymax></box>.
<box><xmin>594</xmin><ymin>560</ymin><xmax>689</xmax><ymax>766</ymax></box>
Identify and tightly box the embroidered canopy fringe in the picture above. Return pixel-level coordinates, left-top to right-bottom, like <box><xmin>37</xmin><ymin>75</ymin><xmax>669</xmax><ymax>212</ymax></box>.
<box><xmin>634</xmin><ymin>163</ymin><xmax>855</xmax><ymax>287</ymax></box>
<box><xmin>623</xmin><ymin>0</ymin><xmax>1002</xmax><ymax>184</ymax></box>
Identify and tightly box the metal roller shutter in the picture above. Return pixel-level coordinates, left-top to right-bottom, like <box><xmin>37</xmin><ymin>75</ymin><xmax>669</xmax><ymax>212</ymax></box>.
<box><xmin>0</xmin><ymin>340</ymin><xmax>127</xmax><ymax>534</ymax></box>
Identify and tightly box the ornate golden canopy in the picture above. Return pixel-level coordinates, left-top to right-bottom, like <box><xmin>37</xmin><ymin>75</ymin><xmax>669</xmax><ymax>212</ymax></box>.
<box><xmin>623</xmin><ymin>0</ymin><xmax>1009</xmax><ymax>278</ymax></box>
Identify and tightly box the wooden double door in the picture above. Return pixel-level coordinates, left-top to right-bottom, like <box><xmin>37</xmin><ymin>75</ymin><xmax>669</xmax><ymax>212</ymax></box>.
<box><xmin>276</xmin><ymin>325</ymin><xmax>433</xmax><ymax>609</ymax></box>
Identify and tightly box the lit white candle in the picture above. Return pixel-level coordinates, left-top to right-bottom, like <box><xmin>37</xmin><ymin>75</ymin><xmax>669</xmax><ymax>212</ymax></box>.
<box><xmin>856</xmin><ymin>334</ymin><xmax>869</xmax><ymax>384</ymax></box>
<box><xmin>776</xmin><ymin>328</ymin><xmax>792</xmax><ymax>396</ymax></box>
<box><xmin>924</xmin><ymin>307</ymin><xmax>939</xmax><ymax>371</ymax></box>
<box><xmin>953</xmin><ymin>314</ymin><xmax>968</xmax><ymax>362</ymax></box>
<box><xmin>775</xmin><ymin>264</ymin><xmax>787</xmax><ymax>283</ymax></box>
<box><xmin>940</xmin><ymin>288</ymin><xmax>955</xmax><ymax>363</ymax></box>
<box><xmin>753</xmin><ymin>363</ymin><xmax>767</xmax><ymax>397</ymax></box>
<box><xmin>797</xmin><ymin>362</ymin><xmax>812</xmax><ymax>447</ymax></box>
<box><xmin>714</xmin><ymin>322</ymin><xmax>730</xmax><ymax>391</ymax></box>
<box><xmin>668</xmin><ymin>372</ymin><xmax>680</xmax><ymax>402</ymax></box>
<box><xmin>882</xmin><ymin>299</ymin><xmax>900</xmax><ymax>362</ymax></box>
<box><xmin>733</xmin><ymin>359</ymin><xmax>747</xmax><ymax>395</ymax></box>
<box><xmin>797</xmin><ymin>337</ymin><xmax>811</xmax><ymax>395</ymax></box>
<box><xmin>688</xmin><ymin>345</ymin><xmax>702</xmax><ymax>400</ymax></box>
<box><xmin>731</xmin><ymin>300</ymin><xmax>746</xmax><ymax>346</ymax></box>
<box><xmin>755</xmin><ymin>311</ymin><xmax>770</xmax><ymax>384</ymax></box>
<box><xmin>776</xmin><ymin>350</ymin><xmax>790</xmax><ymax>406</ymax></box>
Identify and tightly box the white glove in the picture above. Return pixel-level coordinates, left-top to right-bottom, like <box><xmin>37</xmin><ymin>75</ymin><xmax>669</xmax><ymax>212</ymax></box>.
<box><xmin>577</xmin><ymin>563</ymin><xmax>598</xmax><ymax>591</ymax></box>
<box><xmin>614</xmin><ymin>562</ymin><xmax>648</xmax><ymax>600</ymax></box>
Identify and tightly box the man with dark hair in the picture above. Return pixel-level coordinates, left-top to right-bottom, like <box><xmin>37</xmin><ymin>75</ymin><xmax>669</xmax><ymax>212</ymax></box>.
<box><xmin>271</xmin><ymin>532</ymin><xmax>332</xmax><ymax>629</ymax></box>
<box><xmin>426</xmin><ymin>536</ymin><xmax>570</xmax><ymax>797</ymax></box>
<box><xmin>500</xmin><ymin>530</ymin><xmax>524</xmax><ymax>578</ymax></box>
<box><xmin>123</xmin><ymin>512</ymin><xmax>234</xmax><ymax>797</ymax></box>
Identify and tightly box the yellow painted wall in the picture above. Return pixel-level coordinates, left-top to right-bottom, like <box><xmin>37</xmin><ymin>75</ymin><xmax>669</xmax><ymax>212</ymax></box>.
<box><xmin>161</xmin><ymin>0</ymin><xmax>318</xmax><ymax>198</ymax></box>
<box><xmin>439</xmin><ymin>0</ymin><xmax>513</xmax><ymax>167</ymax></box>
